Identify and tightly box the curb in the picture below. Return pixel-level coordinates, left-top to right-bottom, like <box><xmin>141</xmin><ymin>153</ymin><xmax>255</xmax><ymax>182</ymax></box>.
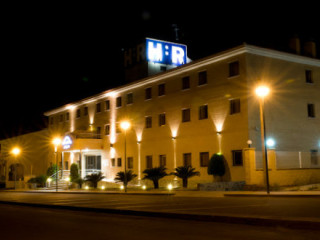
<box><xmin>224</xmin><ymin>193</ymin><xmax>320</xmax><ymax>198</ymax></box>
<box><xmin>0</xmin><ymin>200</ymin><xmax>319</xmax><ymax>231</ymax></box>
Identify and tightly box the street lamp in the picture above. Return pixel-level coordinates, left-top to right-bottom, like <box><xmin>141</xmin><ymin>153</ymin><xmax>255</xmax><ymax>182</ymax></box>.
<box><xmin>11</xmin><ymin>147</ymin><xmax>21</xmax><ymax>190</ymax></box>
<box><xmin>255</xmin><ymin>86</ymin><xmax>270</xmax><ymax>194</ymax></box>
<box><xmin>120</xmin><ymin>120</ymin><xmax>131</xmax><ymax>193</ymax></box>
<box><xmin>52</xmin><ymin>137</ymin><xmax>61</xmax><ymax>192</ymax></box>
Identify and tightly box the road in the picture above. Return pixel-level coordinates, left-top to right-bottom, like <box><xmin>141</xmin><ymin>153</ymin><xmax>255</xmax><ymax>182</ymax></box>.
<box><xmin>0</xmin><ymin>204</ymin><xmax>319</xmax><ymax>240</ymax></box>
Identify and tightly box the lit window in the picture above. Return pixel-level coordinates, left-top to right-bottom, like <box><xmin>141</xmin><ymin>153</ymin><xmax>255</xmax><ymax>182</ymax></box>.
<box><xmin>230</xmin><ymin>99</ymin><xmax>240</xmax><ymax>115</ymax></box>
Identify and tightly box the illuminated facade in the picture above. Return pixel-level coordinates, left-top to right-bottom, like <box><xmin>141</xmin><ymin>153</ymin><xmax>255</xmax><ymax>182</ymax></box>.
<box><xmin>43</xmin><ymin>43</ymin><xmax>320</xmax><ymax>188</ymax></box>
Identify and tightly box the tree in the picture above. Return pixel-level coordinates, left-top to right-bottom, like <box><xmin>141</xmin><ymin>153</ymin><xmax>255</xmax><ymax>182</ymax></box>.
<box><xmin>143</xmin><ymin>167</ymin><xmax>168</xmax><ymax>189</ymax></box>
<box><xmin>70</xmin><ymin>163</ymin><xmax>79</xmax><ymax>182</ymax></box>
<box><xmin>207</xmin><ymin>153</ymin><xmax>226</xmax><ymax>181</ymax></box>
<box><xmin>74</xmin><ymin>178</ymin><xmax>85</xmax><ymax>189</ymax></box>
<box><xmin>114</xmin><ymin>170</ymin><xmax>137</xmax><ymax>186</ymax></box>
<box><xmin>84</xmin><ymin>172</ymin><xmax>105</xmax><ymax>189</ymax></box>
<box><xmin>171</xmin><ymin>165</ymin><xmax>200</xmax><ymax>188</ymax></box>
<box><xmin>46</xmin><ymin>164</ymin><xmax>59</xmax><ymax>177</ymax></box>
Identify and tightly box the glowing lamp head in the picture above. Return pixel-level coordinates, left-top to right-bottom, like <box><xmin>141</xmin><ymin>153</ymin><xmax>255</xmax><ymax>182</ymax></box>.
<box><xmin>266</xmin><ymin>138</ymin><xmax>276</xmax><ymax>148</ymax></box>
<box><xmin>11</xmin><ymin>147</ymin><xmax>21</xmax><ymax>156</ymax></box>
<box><xmin>52</xmin><ymin>137</ymin><xmax>62</xmax><ymax>146</ymax></box>
<box><xmin>255</xmin><ymin>86</ymin><xmax>270</xmax><ymax>98</ymax></box>
<box><xmin>120</xmin><ymin>121</ymin><xmax>131</xmax><ymax>131</ymax></box>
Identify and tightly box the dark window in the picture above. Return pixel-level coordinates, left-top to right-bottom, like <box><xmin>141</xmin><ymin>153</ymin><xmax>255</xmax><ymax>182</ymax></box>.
<box><xmin>182</xmin><ymin>108</ymin><xmax>191</xmax><ymax>122</ymax></box>
<box><xmin>159</xmin><ymin>155</ymin><xmax>166</xmax><ymax>167</ymax></box>
<box><xmin>116</xmin><ymin>123</ymin><xmax>121</xmax><ymax>133</ymax></box>
<box><xmin>84</xmin><ymin>107</ymin><xmax>88</xmax><ymax>116</ymax></box>
<box><xmin>199</xmin><ymin>105</ymin><xmax>208</xmax><ymax>120</ymax></box>
<box><xmin>127</xmin><ymin>157</ymin><xmax>133</xmax><ymax>169</ymax></box>
<box><xmin>200</xmin><ymin>152</ymin><xmax>209</xmax><ymax>167</ymax></box>
<box><xmin>145</xmin><ymin>116</ymin><xmax>152</xmax><ymax>128</ymax></box>
<box><xmin>105</xmin><ymin>100</ymin><xmax>110</xmax><ymax>110</ymax></box>
<box><xmin>305</xmin><ymin>70</ymin><xmax>313</xmax><ymax>83</ymax></box>
<box><xmin>146</xmin><ymin>155</ymin><xmax>153</xmax><ymax>169</ymax></box>
<box><xmin>183</xmin><ymin>153</ymin><xmax>192</xmax><ymax>167</ymax></box>
<box><xmin>229</xmin><ymin>61</ymin><xmax>239</xmax><ymax>77</ymax></box>
<box><xmin>76</xmin><ymin>109</ymin><xmax>81</xmax><ymax>118</ymax></box>
<box><xmin>308</xmin><ymin>104</ymin><xmax>315</xmax><ymax>118</ymax></box>
<box><xmin>159</xmin><ymin>113</ymin><xmax>166</xmax><ymax>126</ymax></box>
<box><xmin>158</xmin><ymin>84</ymin><xmax>165</xmax><ymax>96</ymax></box>
<box><xmin>232</xmin><ymin>150</ymin><xmax>243</xmax><ymax>166</ymax></box>
<box><xmin>59</xmin><ymin>114</ymin><xmax>64</xmax><ymax>122</ymax></box>
<box><xmin>117</xmin><ymin>158</ymin><xmax>122</xmax><ymax>167</ymax></box>
<box><xmin>198</xmin><ymin>71</ymin><xmax>207</xmax><ymax>85</ymax></box>
<box><xmin>116</xmin><ymin>97</ymin><xmax>122</xmax><ymax>108</ymax></box>
<box><xmin>96</xmin><ymin>103</ymin><xmax>101</xmax><ymax>113</ymax></box>
<box><xmin>96</xmin><ymin>127</ymin><xmax>101</xmax><ymax>138</ymax></box>
<box><xmin>105</xmin><ymin>124</ymin><xmax>110</xmax><ymax>135</ymax></box>
<box><xmin>310</xmin><ymin>150</ymin><xmax>318</xmax><ymax>165</ymax></box>
<box><xmin>111</xmin><ymin>158</ymin><xmax>115</xmax><ymax>167</ymax></box>
<box><xmin>145</xmin><ymin>87</ymin><xmax>152</xmax><ymax>100</ymax></box>
<box><xmin>66</xmin><ymin>112</ymin><xmax>69</xmax><ymax>121</ymax></box>
<box><xmin>127</xmin><ymin>93</ymin><xmax>133</xmax><ymax>104</ymax></box>
<box><xmin>182</xmin><ymin>76</ymin><xmax>190</xmax><ymax>90</ymax></box>
<box><xmin>230</xmin><ymin>99</ymin><xmax>241</xmax><ymax>115</ymax></box>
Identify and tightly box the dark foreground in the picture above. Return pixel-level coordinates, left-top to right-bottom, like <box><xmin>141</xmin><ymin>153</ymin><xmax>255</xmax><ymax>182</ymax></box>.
<box><xmin>0</xmin><ymin>204</ymin><xmax>319</xmax><ymax>240</ymax></box>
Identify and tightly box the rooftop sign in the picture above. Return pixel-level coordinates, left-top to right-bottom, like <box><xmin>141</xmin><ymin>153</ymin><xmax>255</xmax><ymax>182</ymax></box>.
<box><xmin>62</xmin><ymin>135</ymin><xmax>73</xmax><ymax>150</ymax></box>
<box><xmin>146</xmin><ymin>38</ymin><xmax>187</xmax><ymax>66</ymax></box>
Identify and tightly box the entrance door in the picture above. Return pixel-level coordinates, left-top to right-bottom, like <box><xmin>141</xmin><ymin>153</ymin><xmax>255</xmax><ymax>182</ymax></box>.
<box><xmin>85</xmin><ymin>155</ymin><xmax>101</xmax><ymax>174</ymax></box>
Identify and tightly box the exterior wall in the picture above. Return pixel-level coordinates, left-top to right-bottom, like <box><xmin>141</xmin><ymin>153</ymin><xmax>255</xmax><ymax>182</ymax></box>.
<box><xmin>0</xmin><ymin>130</ymin><xmax>50</xmax><ymax>188</ymax></box>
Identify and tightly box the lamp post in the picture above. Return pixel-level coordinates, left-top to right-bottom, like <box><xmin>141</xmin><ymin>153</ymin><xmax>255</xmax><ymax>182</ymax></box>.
<box><xmin>255</xmin><ymin>86</ymin><xmax>270</xmax><ymax>194</ymax></box>
<box><xmin>120</xmin><ymin>121</ymin><xmax>131</xmax><ymax>193</ymax></box>
<box><xmin>11</xmin><ymin>147</ymin><xmax>21</xmax><ymax>190</ymax></box>
<box><xmin>52</xmin><ymin>137</ymin><xmax>61</xmax><ymax>192</ymax></box>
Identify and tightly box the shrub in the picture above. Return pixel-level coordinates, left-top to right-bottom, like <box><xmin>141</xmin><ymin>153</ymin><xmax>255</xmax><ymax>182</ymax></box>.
<box><xmin>143</xmin><ymin>167</ymin><xmax>168</xmax><ymax>189</ymax></box>
<box><xmin>70</xmin><ymin>163</ymin><xmax>79</xmax><ymax>182</ymax></box>
<box><xmin>84</xmin><ymin>172</ymin><xmax>105</xmax><ymax>189</ymax></box>
<box><xmin>28</xmin><ymin>175</ymin><xmax>48</xmax><ymax>188</ymax></box>
<box><xmin>208</xmin><ymin>153</ymin><xmax>226</xmax><ymax>181</ymax></box>
<box><xmin>46</xmin><ymin>164</ymin><xmax>59</xmax><ymax>177</ymax></box>
<box><xmin>114</xmin><ymin>170</ymin><xmax>137</xmax><ymax>186</ymax></box>
<box><xmin>171</xmin><ymin>165</ymin><xmax>200</xmax><ymax>188</ymax></box>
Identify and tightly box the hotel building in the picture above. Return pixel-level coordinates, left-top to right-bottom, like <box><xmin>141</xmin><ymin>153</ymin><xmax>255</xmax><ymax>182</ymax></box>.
<box><xmin>1</xmin><ymin>39</ymin><xmax>320</xmax><ymax>189</ymax></box>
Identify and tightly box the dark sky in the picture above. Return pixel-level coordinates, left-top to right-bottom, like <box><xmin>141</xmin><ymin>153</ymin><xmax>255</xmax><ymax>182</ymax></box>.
<box><xmin>1</xmin><ymin>2</ymin><xmax>319</xmax><ymax>139</ymax></box>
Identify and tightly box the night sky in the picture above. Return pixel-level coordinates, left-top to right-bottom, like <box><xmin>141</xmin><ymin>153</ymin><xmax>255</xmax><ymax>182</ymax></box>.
<box><xmin>1</xmin><ymin>3</ymin><xmax>319</xmax><ymax>139</ymax></box>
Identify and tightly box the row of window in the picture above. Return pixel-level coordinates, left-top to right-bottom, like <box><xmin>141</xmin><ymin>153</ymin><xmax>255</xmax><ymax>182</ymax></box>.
<box><xmin>110</xmin><ymin>150</ymin><xmax>244</xmax><ymax>169</ymax></box>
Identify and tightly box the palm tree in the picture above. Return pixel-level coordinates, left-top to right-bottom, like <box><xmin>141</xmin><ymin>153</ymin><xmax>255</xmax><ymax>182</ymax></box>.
<box><xmin>84</xmin><ymin>172</ymin><xmax>105</xmax><ymax>189</ymax></box>
<box><xmin>171</xmin><ymin>165</ymin><xmax>200</xmax><ymax>188</ymax></box>
<box><xmin>143</xmin><ymin>167</ymin><xmax>168</xmax><ymax>189</ymax></box>
<box><xmin>114</xmin><ymin>170</ymin><xmax>137</xmax><ymax>186</ymax></box>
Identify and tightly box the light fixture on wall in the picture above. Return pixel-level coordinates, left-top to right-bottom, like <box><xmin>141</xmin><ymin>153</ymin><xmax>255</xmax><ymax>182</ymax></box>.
<box><xmin>216</xmin><ymin>131</ymin><xmax>222</xmax><ymax>135</ymax></box>
<box><xmin>247</xmin><ymin>140</ymin><xmax>252</xmax><ymax>148</ymax></box>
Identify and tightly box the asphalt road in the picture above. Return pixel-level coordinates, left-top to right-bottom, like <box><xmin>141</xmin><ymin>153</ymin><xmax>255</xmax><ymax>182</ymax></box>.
<box><xmin>0</xmin><ymin>204</ymin><xmax>319</xmax><ymax>240</ymax></box>
<box><xmin>0</xmin><ymin>192</ymin><xmax>320</xmax><ymax>222</ymax></box>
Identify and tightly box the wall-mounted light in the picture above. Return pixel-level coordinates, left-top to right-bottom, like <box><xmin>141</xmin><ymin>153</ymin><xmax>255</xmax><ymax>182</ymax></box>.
<box><xmin>172</xmin><ymin>136</ymin><xmax>176</xmax><ymax>140</ymax></box>
<box><xmin>266</xmin><ymin>138</ymin><xmax>276</xmax><ymax>148</ymax></box>
<box><xmin>247</xmin><ymin>140</ymin><xmax>252</xmax><ymax>148</ymax></box>
<box><xmin>110</xmin><ymin>143</ymin><xmax>113</xmax><ymax>148</ymax></box>
<box><xmin>137</xmin><ymin>140</ymin><xmax>141</xmax><ymax>144</ymax></box>
<box><xmin>216</xmin><ymin>131</ymin><xmax>222</xmax><ymax>136</ymax></box>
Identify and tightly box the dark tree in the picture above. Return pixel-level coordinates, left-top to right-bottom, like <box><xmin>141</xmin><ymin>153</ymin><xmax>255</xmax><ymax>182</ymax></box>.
<box><xmin>171</xmin><ymin>165</ymin><xmax>200</xmax><ymax>188</ymax></box>
<box><xmin>208</xmin><ymin>153</ymin><xmax>226</xmax><ymax>181</ymax></box>
<box><xmin>114</xmin><ymin>170</ymin><xmax>137</xmax><ymax>185</ymax></box>
<box><xmin>84</xmin><ymin>172</ymin><xmax>105</xmax><ymax>189</ymax></box>
<box><xmin>143</xmin><ymin>167</ymin><xmax>168</xmax><ymax>189</ymax></box>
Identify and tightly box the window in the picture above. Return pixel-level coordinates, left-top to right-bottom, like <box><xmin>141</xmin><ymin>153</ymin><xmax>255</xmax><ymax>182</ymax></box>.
<box><xmin>307</xmin><ymin>103</ymin><xmax>315</xmax><ymax>118</ymax></box>
<box><xmin>146</xmin><ymin>155</ymin><xmax>153</xmax><ymax>169</ymax></box>
<box><xmin>105</xmin><ymin>100</ymin><xmax>110</xmax><ymax>110</ymax></box>
<box><xmin>305</xmin><ymin>70</ymin><xmax>313</xmax><ymax>83</ymax></box>
<box><xmin>116</xmin><ymin>96</ymin><xmax>122</xmax><ymax>108</ymax></box>
<box><xmin>111</xmin><ymin>158</ymin><xmax>116</xmax><ymax>167</ymax></box>
<box><xmin>76</xmin><ymin>109</ymin><xmax>81</xmax><ymax>118</ymax></box>
<box><xmin>182</xmin><ymin>76</ymin><xmax>190</xmax><ymax>90</ymax></box>
<box><xmin>117</xmin><ymin>158</ymin><xmax>122</xmax><ymax>167</ymax></box>
<box><xmin>229</xmin><ymin>61</ymin><xmax>239</xmax><ymax>77</ymax></box>
<box><xmin>105</xmin><ymin>124</ymin><xmax>110</xmax><ymax>135</ymax></box>
<box><xmin>127</xmin><ymin>157</ymin><xmax>133</xmax><ymax>169</ymax></box>
<box><xmin>66</xmin><ymin>112</ymin><xmax>69</xmax><ymax>121</ymax></box>
<box><xmin>50</xmin><ymin>117</ymin><xmax>54</xmax><ymax>125</ymax></box>
<box><xmin>232</xmin><ymin>150</ymin><xmax>243</xmax><ymax>166</ymax></box>
<box><xmin>84</xmin><ymin>106</ymin><xmax>88</xmax><ymax>116</ymax></box>
<box><xmin>159</xmin><ymin>155</ymin><xmax>166</xmax><ymax>167</ymax></box>
<box><xmin>182</xmin><ymin>108</ymin><xmax>191</xmax><ymax>122</ymax></box>
<box><xmin>183</xmin><ymin>153</ymin><xmax>192</xmax><ymax>166</ymax></box>
<box><xmin>158</xmin><ymin>83</ymin><xmax>165</xmax><ymax>96</ymax></box>
<box><xmin>145</xmin><ymin>116</ymin><xmax>152</xmax><ymax>128</ymax></box>
<box><xmin>199</xmin><ymin>105</ymin><xmax>208</xmax><ymax>120</ymax></box>
<box><xmin>85</xmin><ymin>155</ymin><xmax>101</xmax><ymax>170</ymax></box>
<box><xmin>96</xmin><ymin>127</ymin><xmax>101</xmax><ymax>138</ymax></box>
<box><xmin>127</xmin><ymin>93</ymin><xmax>133</xmax><ymax>104</ymax></box>
<box><xmin>198</xmin><ymin>71</ymin><xmax>207</xmax><ymax>85</ymax></box>
<box><xmin>159</xmin><ymin>113</ymin><xmax>166</xmax><ymax>126</ymax></box>
<box><xmin>116</xmin><ymin>122</ymin><xmax>121</xmax><ymax>133</ymax></box>
<box><xmin>96</xmin><ymin>103</ymin><xmax>101</xmax><ymax>113</ymax></box>
<box><xmin>310</xmin><ymin>150</ymin><xmax>318</xmax><ymax>166</ymax></box>
<box><xmin>145</xmin><ymin>87</ymin><xmax>152</xmax><ymax>100</ymax></box>
<box><xmin>59</xmin><ymin>114</ymin><xmax>64</xmax><ymax>122</ymax></box>
<box><xmin>230</xmin><ymin>99</ymin><xmax>240</xmax><ymax>115</ymax></box>
<box><xmin>200</xmin><ymin>152</ymin><xmax>209</xmax><ymax>167</ymax></box>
